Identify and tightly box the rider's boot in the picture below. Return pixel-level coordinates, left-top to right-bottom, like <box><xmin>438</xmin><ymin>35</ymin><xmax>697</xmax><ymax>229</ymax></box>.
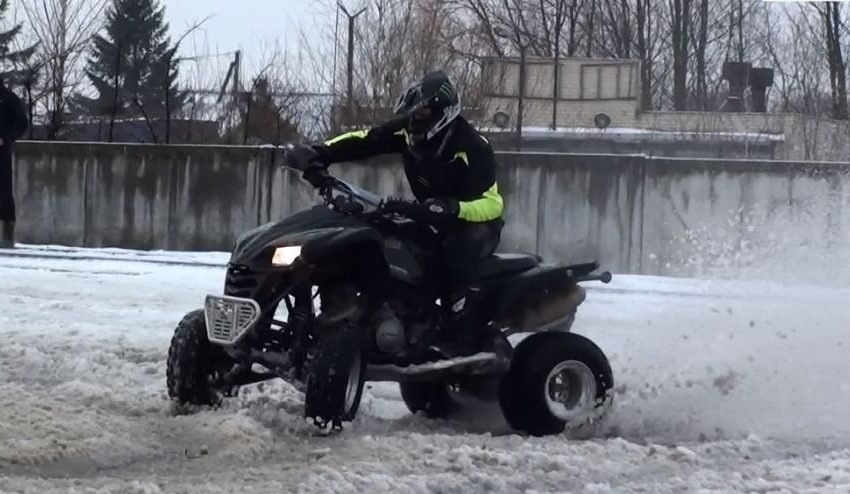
<box><xmin>432</xmin><ymin>287</ymin><xmax>502</xmax><ymax>359</ymax></box>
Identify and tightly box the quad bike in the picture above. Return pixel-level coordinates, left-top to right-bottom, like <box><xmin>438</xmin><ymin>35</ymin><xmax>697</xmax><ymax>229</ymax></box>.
<box><xmin>166</xmin><ymin>147</ymin><xmax>615</xmax><ymax>437</ymax></box>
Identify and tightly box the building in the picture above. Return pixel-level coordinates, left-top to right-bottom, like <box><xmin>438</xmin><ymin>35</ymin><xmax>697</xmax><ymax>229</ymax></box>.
<box><xmin>478</xmin><ymin>56</ymin><xmax>850</xmax><ymax>161</ymax></box>
<box><xmin>480</xmin><ymin>56</ymin><xmax>641</xmax><ymax>131</ymax></box>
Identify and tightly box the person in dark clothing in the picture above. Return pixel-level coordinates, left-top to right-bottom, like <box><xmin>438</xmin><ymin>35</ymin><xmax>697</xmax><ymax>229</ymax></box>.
<box><xmin>0</xmin><ymin>78</ymin><xmax>29</xmax><ymax>248</ymax></box>
<box><xmin>305</xmin><ymin>70</ymin><xmax>504</xmax><ymax>357</ymax></box>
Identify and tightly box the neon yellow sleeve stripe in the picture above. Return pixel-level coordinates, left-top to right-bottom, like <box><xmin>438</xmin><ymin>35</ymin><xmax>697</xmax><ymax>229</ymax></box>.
<box><xmin>324</xmin><ymin>129</ymin><xmax>368</xmax><ymax>146</ymax></box>
<box><xmin>453</xmin><ymin>151</ymin><xmax>469</xmax><ymax>166</ymax></box>
<box><xmin>394</xmin><ymin>128</ymin><xmax>412</xmax><ymax>146</ymax></box>
<box><xmin>458</xmin><ymin>183</ymin><xmax>503</xmax><ymax>222</ymax></box>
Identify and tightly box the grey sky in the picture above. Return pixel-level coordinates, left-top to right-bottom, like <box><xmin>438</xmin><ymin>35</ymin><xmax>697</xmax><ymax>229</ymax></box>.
<box><xmin>165</xmin><ymin>0</ymin><xmax>328</xmax><ymax>78</ymax></box>
<box><xmin>166</xmin><ymin>0</ymin><xmax>322</xmax><ymax>55</ymax></box>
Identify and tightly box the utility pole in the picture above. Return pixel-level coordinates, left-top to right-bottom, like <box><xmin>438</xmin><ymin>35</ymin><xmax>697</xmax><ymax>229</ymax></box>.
<box><xmin>338</xmin><ymin>2</ymin><xmax>366</xmax><ymax>126</ymax></box>
<box><xmin>233</xmin><ymin>50</ymin><xmax>242</xmax><ymax>97</ymax></box>
<box><xmin>517</xmin><ymin>45</ymin><xmax>526</xmax><ymax>151</ymax></box>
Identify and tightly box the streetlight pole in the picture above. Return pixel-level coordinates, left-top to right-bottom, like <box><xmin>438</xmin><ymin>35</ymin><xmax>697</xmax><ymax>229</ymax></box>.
<box><xmin>338</xmin><ymin>2</ymin><xmax>367</xmax><ymax>127</ymax></box>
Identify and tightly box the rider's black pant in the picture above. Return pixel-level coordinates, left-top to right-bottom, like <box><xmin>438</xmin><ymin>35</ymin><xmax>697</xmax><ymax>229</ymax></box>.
<box><xmin>0</xmin><ymin>148</ymin><xmax>14</xmax><ymax>223</ymax></box>
<box><xmin>437</xmin><ymin>218</ymin><xmax>503</xmax><ymax>313</ymax></box>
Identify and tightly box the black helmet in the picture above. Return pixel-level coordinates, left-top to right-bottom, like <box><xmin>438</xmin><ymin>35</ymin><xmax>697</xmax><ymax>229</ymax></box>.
<box><xmin>393</xmin><ymin>70</ymin><xmax>461</xmax><ymax>158</ymax></box>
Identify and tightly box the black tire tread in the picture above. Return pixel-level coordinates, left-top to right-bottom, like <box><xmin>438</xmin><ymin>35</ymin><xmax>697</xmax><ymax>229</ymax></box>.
<box><xmin>304</xmin><ymin>322</ymin><xmax>366</xmax><ymax>426</ymax></box>
<box><xmin>166</xmin><ymin>309</ymin><xmax>226</xmax><ymax>407</ymax></box>
<box><xmin>500</xmin><ymin>332</ymin><xmax>613</xmax><ymax>437</ymax></box>
<box><xmin>399</xmin><ymin>381</ymin><xmax>460</xmax><ymax>419</ymax></box>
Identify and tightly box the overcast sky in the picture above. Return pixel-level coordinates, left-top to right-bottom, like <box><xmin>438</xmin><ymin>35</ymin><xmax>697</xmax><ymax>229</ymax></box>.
<box><xmin>6</xmin><ymin>0</ymin><xmax>333</xmax><ymax>88</ymax></box>
<box><xmin>165</xmin><ymin>0</ymin><xmax>327</xmax><ymax>71</ymax></box>
<box><xmin>166</xmin><ymin>0</ymin><xmax>322</xmax><ymax>54</ymax></box>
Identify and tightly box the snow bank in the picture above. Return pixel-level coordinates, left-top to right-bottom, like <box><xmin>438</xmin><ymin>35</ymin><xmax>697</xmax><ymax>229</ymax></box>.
<box><xmin>1</xmin><ymin>249</ymin><xmax>849</xmax><ymax>492</ymax></box>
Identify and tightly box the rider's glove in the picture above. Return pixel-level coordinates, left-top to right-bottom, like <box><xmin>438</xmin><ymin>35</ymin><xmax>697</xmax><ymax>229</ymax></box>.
<box><xmin>421</xmin><ymin>198</ymin><xmax>459</xmax><ymax>226</ymax></box>
<box><xmin>380</xmin><ymin>197</ymin><xmax>417</xmax><ymax>216</ymax></box>
<box><xmin>302</xmin><ymin>164</ymin><xmax>331</xmax><ymax>189</ymax></box>
<box><xmin>282</xmin><ymin>144</ymin><xmax>331</xmax><ymax>189</ymax></box>
<box><xmin>382</xmin><ymin>197</ymin><xmax>459</xmax><ymax>227</ymax></box>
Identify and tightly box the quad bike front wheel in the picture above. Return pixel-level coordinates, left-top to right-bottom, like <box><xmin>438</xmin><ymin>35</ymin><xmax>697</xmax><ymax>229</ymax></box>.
<box><xmin>166</xmin><ymin>309</ymin><xmax>238</xmax><ymax>408</ymax></box>
<box><xmin>499</xmin><ymin>331</ymin><xmax>613</xmax><ymax>437</ymax></box>
<box><xmin>304</xmin><ymin>321</ymin><xmax>366</xmax><ymax>429</ymax></box>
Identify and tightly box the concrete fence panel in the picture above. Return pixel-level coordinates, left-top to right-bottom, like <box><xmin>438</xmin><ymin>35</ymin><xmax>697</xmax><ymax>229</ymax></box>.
<box><xmin>12</xmin><ymin>141</ymin><xmax>850</xmax><ymax>277</ymax></box>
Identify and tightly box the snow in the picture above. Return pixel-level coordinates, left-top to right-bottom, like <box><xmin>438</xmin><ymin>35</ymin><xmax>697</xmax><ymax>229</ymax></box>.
<box><xmin>2</xmin><ymin>246</ymin><xmax>850</xmax><ymax>492</ymax></box>
<box><xmin>482</xmin><ymin>126</ymin><xmax>785</xmax><ymax>143</ymax></box>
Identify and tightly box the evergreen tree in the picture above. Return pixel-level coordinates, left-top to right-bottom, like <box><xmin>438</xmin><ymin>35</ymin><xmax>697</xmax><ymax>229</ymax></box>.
<box><xmin>77</xmin><ymin>0</ymin><xmax>184</xmax><ymax>120</ymax></box>
<box><xmin>0</xmin><ymin>0</ymin><xmax>38</xmax><ymax>83</ymax></box>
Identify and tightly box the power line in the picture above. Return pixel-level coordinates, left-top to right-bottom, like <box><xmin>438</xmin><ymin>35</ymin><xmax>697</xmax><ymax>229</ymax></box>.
<box><xmin>177</xmin><ymin>51</ymin><xmax>240</xmax><ymax>62</ymax></box>
<box><xmin>186</xmin><ymin>88</ymin><xmax>335</xmax><ymax>98</ymax></box>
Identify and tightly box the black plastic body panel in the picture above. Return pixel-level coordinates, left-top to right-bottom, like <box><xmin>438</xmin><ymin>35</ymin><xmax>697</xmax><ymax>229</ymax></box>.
<box><xmin>483</xmin><ymin>265</ymin><xmax>576</xmax><ymax>320</ymax></box>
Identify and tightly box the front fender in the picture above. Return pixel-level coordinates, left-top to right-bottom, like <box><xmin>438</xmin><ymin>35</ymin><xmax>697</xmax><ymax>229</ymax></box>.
<box><xmin>301</xmin><ymin>227</ymin><xmax>383</xmax><ymax>264</ymax></box>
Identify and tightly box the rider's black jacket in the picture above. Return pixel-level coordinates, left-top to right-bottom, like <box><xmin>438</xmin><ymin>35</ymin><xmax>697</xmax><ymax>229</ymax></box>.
<box><xmin>314</xmin><ymin>116</ymin><xmax>503</xmax><ymax>223</ymax></box>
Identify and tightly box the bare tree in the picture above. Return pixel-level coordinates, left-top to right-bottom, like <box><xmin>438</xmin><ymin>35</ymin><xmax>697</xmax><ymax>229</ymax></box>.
<box><xmin>598</xmin><ymin>0</ymin><xmax>631</xmax><ymax>57</ymax></box>
<box><xmin>285</xmin><ymin>0</ymin><xmax>850</xmax><ymax>124</ymax></box>
<box><xmin>669</xmin><ymin>0</ymin><xmax>691</xmax><ymax>110</ymax></box>
<box><xmin>634</xmin><ymin>0</ymin><xmax>655</xmax><ymax>110</ymax></box>
<box><xmin>21</xmin><ymin>0</ymin><xmax>108</xmax><ymax>139</ymax></box>
<box><xmin>293</xmin><ymin>0</ymin><xmax>497</xmax><ymax>131</ymax></box>
<box><xmin>693</xmin><ymin>0</ymin><xmax>708</xmax><ymax>110</ymax></box>
<box><xmin>584</xmin><ymin>0</ymin><xmax>595</xmax><ymax>56</ymax></box>
<box><xmin>161</xmin><ymin>17</ymin><xmax>210</xmax><ymax>143</ymax></box>
<box><xmin>817</xmin><ymin>2</ymin><xmax>847</xmax><ymax>119</ymax></box>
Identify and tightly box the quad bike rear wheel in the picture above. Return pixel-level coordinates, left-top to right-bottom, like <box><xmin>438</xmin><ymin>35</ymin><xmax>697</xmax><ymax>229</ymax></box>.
<box><xmin>166</xmin><ymin>309</ymin><xmax>238</xmax><ymax>408</ymax></box>
<box><xmin>400</xmin><ymin>381</ymin><xmax>461</xmax><ymax>419</ymax></box>
<box><xmin>304</xmin><ymin>321</ymin><xmax>366</xmax><ymax>429</ymax></box>
<box><xmin>499</xmin><ymin>331</ymin><xmax>613</xmax><ymax>437</ymax></box>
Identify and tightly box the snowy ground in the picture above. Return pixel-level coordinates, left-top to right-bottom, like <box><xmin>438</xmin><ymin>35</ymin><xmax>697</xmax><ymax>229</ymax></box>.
<box><xmin>1</xmin><ymin>245</ymin><xmax>849</xmax><ymax>493</ymax></box>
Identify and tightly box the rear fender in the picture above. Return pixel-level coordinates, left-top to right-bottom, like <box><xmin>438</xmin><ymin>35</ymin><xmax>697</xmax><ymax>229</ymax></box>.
<box><xmin>488</xmin><ymin>266</ymin><xmax>586</xmax><ymax>332</ymax></box>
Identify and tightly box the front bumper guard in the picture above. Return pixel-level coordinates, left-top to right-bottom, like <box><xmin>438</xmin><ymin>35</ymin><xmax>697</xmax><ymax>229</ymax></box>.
<box><xmin>204</xmin><ymin>294</ymin><xmax>261</xmax><ymax>345</ymax></box>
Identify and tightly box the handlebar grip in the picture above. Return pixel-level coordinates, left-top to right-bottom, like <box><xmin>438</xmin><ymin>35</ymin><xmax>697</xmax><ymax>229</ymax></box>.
<box><xmin>575</xmin><ymin>271</ymin><xmax>613</xmax><ymax>284</ymax></box>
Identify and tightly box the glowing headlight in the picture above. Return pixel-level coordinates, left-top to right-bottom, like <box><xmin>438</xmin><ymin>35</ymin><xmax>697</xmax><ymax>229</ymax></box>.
<box><xmin>271</xmin><ymin>246</ymin><xmax>302</xmax><ymax>266</ymax></box>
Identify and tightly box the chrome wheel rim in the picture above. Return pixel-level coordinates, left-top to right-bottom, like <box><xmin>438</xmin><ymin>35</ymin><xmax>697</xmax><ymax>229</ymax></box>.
<box><xmin>344</xmin><ymin>353</ymin><xmax>362</xmax><ymax>412</ymax></box>
<box><xmin>544</xmin><ymin>360</ymin><xmax>597</xmax><ymax>421</ymax></box>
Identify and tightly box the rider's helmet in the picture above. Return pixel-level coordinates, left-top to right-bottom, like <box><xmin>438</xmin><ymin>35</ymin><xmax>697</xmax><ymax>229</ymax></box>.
<box><xmin>393</xmin><ymin>70</ymin><xmax>461</xmax><ymax>160</ymax></box>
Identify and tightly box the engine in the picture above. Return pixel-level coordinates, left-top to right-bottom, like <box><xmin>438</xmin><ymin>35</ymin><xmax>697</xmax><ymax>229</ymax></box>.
<box><xmin>372</xmin><ymin>305</ymin><xmax>407</xmax><ymax>354</ymax></box>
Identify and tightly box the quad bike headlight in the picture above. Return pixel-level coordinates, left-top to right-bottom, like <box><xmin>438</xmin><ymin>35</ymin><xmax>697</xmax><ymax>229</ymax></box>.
<box><xmin>271</xmin><ymin>245</ymin><xmax>302</xmax><ymax>266</ymax></box>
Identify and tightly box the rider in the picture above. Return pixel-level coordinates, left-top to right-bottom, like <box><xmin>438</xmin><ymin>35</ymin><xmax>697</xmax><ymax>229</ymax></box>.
<box><xmin>304</xmin><ymin>70</ymin><xmax>504</xmax><ymax>358</ymax></box>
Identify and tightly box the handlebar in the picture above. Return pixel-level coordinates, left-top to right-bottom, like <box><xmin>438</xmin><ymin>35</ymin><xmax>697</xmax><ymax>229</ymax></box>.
<box><xmin>575</xmin><ymin>271</ymin><xmax>613</xmax><ymax>284</ymax></box>
<box><xmin>279</xmin><ymin>145</ymin><xmax>420</xmax><ymax>222</ymax></box>
<box><xmin>326</xmin><ymin>178</ymin><xmax>383</xmax><ymax>208</ymax></box>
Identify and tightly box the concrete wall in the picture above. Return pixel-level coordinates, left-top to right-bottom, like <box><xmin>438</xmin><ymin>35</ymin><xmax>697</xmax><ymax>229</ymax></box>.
<box><xmin>12</xmin><ymin>141</ymin><xmax>850</xmax><ymax>278</ymax></box>
<box><xmin>639</xmin><ymin>158</ymin><xmax>850</xmax><ymax>280</ymax></box>
<box><xmin>14</xmin><ymin>142</ymin><xmax>273</xmax><ymax>251</ymax></box>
